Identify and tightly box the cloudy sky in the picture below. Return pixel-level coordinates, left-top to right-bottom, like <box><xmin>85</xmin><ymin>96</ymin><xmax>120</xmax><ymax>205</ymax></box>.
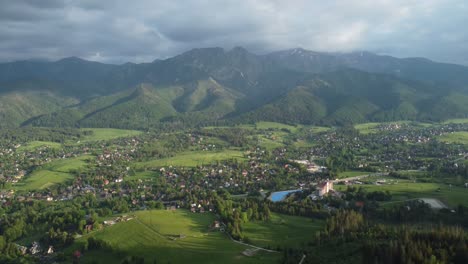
<box><xmin>1</xmin><ymin>0</ymin><xmax>467</xmax><ymax>65</ymax></box>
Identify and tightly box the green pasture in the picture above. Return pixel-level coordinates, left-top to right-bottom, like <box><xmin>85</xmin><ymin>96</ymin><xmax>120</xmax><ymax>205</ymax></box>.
<box><xmin>354</xmin><ymin>122</ymin><xmax>381</xmax><ymax>134</ymax></box>
<box><xmin>79</xmin><ymin>128</ymin><xmax>142</xmax><ymax>142</ymax></box>
<box><xmin>335</xmin><ymin>179</ymin><xmax>468</xmax><ymax>207</ymax></box>
<box><xmin>135</xmin><ymin>150</ymin><xmax>246</xmax><ymax>168</ymax></box>
<box><xmin>243</xmin><ymin>213</ymin><xmax>324</xmax><ymax>248</ymax></box>
<box><xmin>438</xmin><ymin>131</ymin><xmax>468</xmax><ymax>144</ymax></box>
<box><xmin>12</xmin><ymin>170</ymin><xmax>73</xmax><ymax>191</ymax></box>
<box><xmin>442</xmin><ymin>118</ymin><xmax>468</xmax><ymax>124</ymax></box>
<box><xmin>11</xmin><ymin>155</ymin><xmax>92</xmax><ymax>190</ymax></box>
<box><xmin>68</xmin><ymin>210</ymin><xmax>279</xmax><ymax>264</ymax></box>
<box><xmin>17</xmin><ymin>141</ymin><xmax>62</xmax><ymax>151</ymax></box>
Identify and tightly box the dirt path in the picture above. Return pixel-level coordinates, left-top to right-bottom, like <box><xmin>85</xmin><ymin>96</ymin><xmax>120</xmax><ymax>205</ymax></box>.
<box><xmin>381</xmin><ymin>198</ymin><xmax>448</xmax><ymax>209</ymax></box>
<box><xmin>333</xmin><ymin>172</ymin><xmax>388</xmax><ymax>183</ymax></box>
<box><xmin>221</xmin><ymin>224</ymin><xmax>278</xmax><ymax>253</ymax></box>
<box><xmin>298</xmin><ymin>254</ymin><xmax>306</xmax><ymax>264</ymax></box>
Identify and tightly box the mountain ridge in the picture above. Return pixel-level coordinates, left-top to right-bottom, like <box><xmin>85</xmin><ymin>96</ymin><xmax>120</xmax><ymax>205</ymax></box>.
<box><xmin>1</xmin><ymin>47</ymin><xmax>468</xmax><ymax>128</ymax></box>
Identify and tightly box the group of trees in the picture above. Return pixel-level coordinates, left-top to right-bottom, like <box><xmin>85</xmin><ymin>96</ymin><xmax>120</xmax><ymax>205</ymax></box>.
<box><xmin>215</xmin><ymin>196</ymin><xmax>271</xmax><ymax>240</ymax></box>
<box><xmin>363</xmin><ymin>226</ymin><xmax>468</xmax><ymax>264</ymax></box>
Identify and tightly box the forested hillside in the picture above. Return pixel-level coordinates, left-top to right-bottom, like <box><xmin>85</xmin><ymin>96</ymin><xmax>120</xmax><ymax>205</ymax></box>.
<box><xmin>1</xmin><ymin>47</ymin><xmax>468</xmax><ymax>128</ymax></box>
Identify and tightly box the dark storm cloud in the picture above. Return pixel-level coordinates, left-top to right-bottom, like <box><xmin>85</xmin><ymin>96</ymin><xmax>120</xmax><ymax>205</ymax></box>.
<box><xmin>0</xmin><ymin>0</ymin><xmax>467</xmax><ymax>65</ymax></box>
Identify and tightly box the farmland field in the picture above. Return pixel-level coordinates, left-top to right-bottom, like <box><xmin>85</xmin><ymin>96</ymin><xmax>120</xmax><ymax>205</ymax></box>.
<box><xmin>335</xmin><ymin>178</ymin><xmax>468</xmax><ymax>207</ymax></box>
<box><xmin>68</xmin><ymin>210</ymin><xmax>279</xmax><ymax>264</ymax></box>
<box><xmin>442</xmin><ymin>118</ymin><xmax>468</xmax><ymax>124</ymax></box>
<box><xmin>79</xmin><ymin>128</ymin><xmax>142</xmax><ymax>142</ymax></box>
<box><xmin>11</xmin><ymin>155</ymin><xmax>92</xmax><ymax>190</ymax></box>
<box><xmin>243</xmin><ymin>213</ymin><xmax>324</xmax><ymax>248</ymax></box>
<box><xmin>438</xmin><ymin>131</ymin><xmax>468</xmax><ymax>144</ymax></box>
<box><xmin>135</xmin><ymin>149</ymin><xmax>246</xmax><ymax>167</ymax></box>
<box><xmin>12</xmin><ymin>170</ymin><xmax>73</xmax><ymax>191</ymax></box>
<box><xmin>354</xmin><ymin>122</ymin><xmax>381</xmax><ymax>134</ymax></box>
<box><xmin>255</xmin><ymin>121</ymin><xmax>298</xmax><ymax>132</ymax></box>
<box><xmin>17</xmin><ymin>140</ymin><xmax>62</xmax><ymax>151</ymax></box>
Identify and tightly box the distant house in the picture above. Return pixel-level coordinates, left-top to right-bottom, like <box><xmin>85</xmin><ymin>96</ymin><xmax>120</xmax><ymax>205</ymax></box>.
<box><xmin>47</xmin><ymin>246</ymin><xmax>54</xmax><ymax>254</ymax></box>
<box><xmin>317</xmin><ymin>181</ymin><xmax>333</xmax><ymax>196</ymax></box>
<box><xmin>103</xmin><ymin>220</ymin><xmax>116</xmax><ymax>226</ymax></box>
<box><xmin>115</xmin><ymin>178</ymin><xmax>123</xmax><ymax>183</ymax></box>
<box><xmin>29</xmin><ymin>242</ymin><xmax>41</xmax><ymax>255</ymax></box>
<box><xmin>212</xmin><ymin>221</ymin><xmax>221</xmax><ymax>229</ymax></box>
<box><xmin>16</xmin><ymin>244</ymin><xmax>28</xmax><ymax>255</ymax></box>
<box><xmin>166</xmin><ymin>205</ymin><xmax>177</xmax><ymax>211</ymax></box>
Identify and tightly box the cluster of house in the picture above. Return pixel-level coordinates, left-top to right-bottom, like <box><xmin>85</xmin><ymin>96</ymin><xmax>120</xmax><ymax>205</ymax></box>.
<box><xmin>103</xmin><ymin>215</ymin><xmax>135</xmax><ymax>226</ymax></box>
<box><xmin>0</xmin><ymin>140</ymin><xmax>93</xmax><ymax>185</ymax></box>
<box><xmin>16</xmin><ymin>242</ymin><xmax>54</xmax><ymax>256</ymax></box>
<box><xmin>189</xmin><ymin>202</ymin><xmax>215</xmax><ymax>213</ymax></box>
<box><xmin>291</xmin><ymin>160</ymin><xmax>327</xmax><ymax>173</ymax></box>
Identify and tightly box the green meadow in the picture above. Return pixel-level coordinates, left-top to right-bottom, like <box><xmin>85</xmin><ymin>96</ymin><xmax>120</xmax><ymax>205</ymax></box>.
<box><xmin>335</xmin><ymin>179</ymin><xmax>468</xmax><ymax>207</ymax></box>
<box><xmin>17</xmin><ymin>141</ymin><xmax>62</xmax><ymax>151</ymax></box>
<box><xmin>79</xmin><ymin>128</ymin><xmax>142</xmax><ymax>142</ymax></box>
<box><xmin>354</xmin><ymin>122</ymin><xmax>381</xmax><ymax>134</ymax></box>
<box><xmin>68</xmin><ymin>210</ymin><xmax>279</xmax><ymax>264</ymax></box>
<box><xmin>442</xmin><ymin>118</ymin><xmax>468</xmax><ymax>124</ymax></box>
<box><xmin>438</xmin><ymin>131</ymin><xmax>468</xmax><ymax>144</ymax></box>
<box><xmin>135</xmin><ymin>149</ymin><xmax>246</xmax><ymax>168</ymax></box>
<box><xmin>243</xmin><ymin>213</ymin><xmax>324</xmax><ymax>248</ymax></box>
<box><xmin>12</xmin><ymin>155</ymin><xmax>92</xmax><ymax>190</ymax></box>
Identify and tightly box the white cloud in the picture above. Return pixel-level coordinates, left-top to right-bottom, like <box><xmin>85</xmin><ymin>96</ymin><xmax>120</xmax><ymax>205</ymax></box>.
<box><xmin>0</xmin><ymin>0</ymin><xmax>466</xmax><ymax>65</ymax></box>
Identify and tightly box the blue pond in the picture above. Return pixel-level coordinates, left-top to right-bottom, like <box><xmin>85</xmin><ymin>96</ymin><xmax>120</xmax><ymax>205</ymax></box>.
<box><xmin>270</xmin><ymin>189</ymin><xmax>302</xmax><ymax>202</ymax></box>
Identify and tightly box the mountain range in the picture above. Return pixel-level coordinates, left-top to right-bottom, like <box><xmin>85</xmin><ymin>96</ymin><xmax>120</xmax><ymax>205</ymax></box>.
<box><xmin>1</xmin><ymin>47</ymin><xmax>468</xmax><ymax>129</ymax></box>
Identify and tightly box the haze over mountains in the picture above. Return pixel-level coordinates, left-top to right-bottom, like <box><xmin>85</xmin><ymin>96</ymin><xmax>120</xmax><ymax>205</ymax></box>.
<box><xmin>1</xmin><ymin>47</ymin><xmax>468</xmax><ymax>129</ymax></box>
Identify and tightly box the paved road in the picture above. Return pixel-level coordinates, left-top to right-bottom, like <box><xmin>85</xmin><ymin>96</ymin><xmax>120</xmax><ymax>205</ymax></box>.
<box><xmin>332</xmin><ymin>172</ymin><xmax>388</xmax><ymax>183</ymax></box>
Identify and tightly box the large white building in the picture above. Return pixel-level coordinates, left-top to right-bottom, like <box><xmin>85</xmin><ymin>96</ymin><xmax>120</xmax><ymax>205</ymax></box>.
<box><xmin>317</xmin><ymin>181</ymin><xmax>333</xmax><ymax>196</ymax></box>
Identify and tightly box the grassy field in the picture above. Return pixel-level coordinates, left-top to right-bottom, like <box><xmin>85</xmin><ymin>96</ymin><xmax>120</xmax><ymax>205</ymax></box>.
<box><xmin>135</xmin><ymin>150</ymin><xmax>246</xmax><ymax>168</ymax></box>
<box><xmin>354</xmin><ymin>122</ymin><xmax>381</xmax><ymax>134</ymax></box>
<box><xmin>17</xmin><ymin>141</ymin><xmax>62</xmax><ymax>151</ymax></box>
<box><xmin>255</xmin><ymin>122</ymin><xmax>298</xmax><ymax>132</ymax></box>
<box><xmin>353</xmin><ymin>121</ymin><xmax>431</xmax><ymax>134</ymax></box>
<box><xmin>442</xmin><ymin>118</ymin><xmax>468</xmax><ymax>124</ymax></box>
<box><xmin>12</xmin><ymin>155</ymin><xmax>92</xmax><ymax>190</ymax></box>
<box><xmin>307</xmin><ymin>126</ymin><xmax>331</xmax><ymax>134</ymax></box>
<box><xmin>438</xmin><ymin>131</ymin><xmax>468</xmax><ymax>144</ymax></box>
<box><xmin>243</xmin><ymin>213</ymin><xmax>324</xmax><ymax>248</ymax></box>
<box><xmin>257</xmin><ymin>136</ymin><xmax>285</xmax><ymax>150</ymax></box>
<box><xmin>126</xmin><ymin>171</ymin><xmax>159</xmax><ymax>181</ymax></box>
<box><xmin>79</xmin><ymin>128</ymin><xmax>142</xmax><ymax>142</ymax></box>
<box><xmin>335</xmin><ymin>178</ymin><xmax>468</xmax><ymax>207</ymax></box>
<box><xmin>68</xmin><ymin>210</ymin><xmax>279</xmax><ymax>264</ymax></box>
<box><xmin>12</xmin><ymin>170</ymin><xmax>73</xmax><ymax>191</ymax></box>
<box><xmin>205</xmin><ymin>122</ymin><xmax>302</xmax><ymax>132</ymax></box>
